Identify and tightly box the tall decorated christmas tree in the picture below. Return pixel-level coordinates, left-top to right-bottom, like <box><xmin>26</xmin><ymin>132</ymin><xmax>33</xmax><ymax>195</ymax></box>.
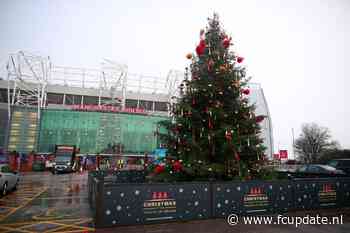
<box><xmin>156</xmin><ymin>14</ymin><xmax>267</xmax><ymax>181</ymax></box>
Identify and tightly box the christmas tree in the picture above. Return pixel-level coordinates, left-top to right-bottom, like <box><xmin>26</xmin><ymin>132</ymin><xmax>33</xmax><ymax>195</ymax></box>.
<box><xmin>156</xmin><ymin>14</ymin><xmax>266</xmax><ymax>181</ymax></box>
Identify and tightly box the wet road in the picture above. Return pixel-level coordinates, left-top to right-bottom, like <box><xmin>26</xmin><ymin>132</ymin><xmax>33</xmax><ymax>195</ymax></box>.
<box><xmin>0</xmin><ymin>172</ymin><xmax>94</xmax><ymax>233</ymax></box>
<box><xmin>1</xmin><ymin>172</ymin><xmax>350</xmax><ymax>233</ymax></box>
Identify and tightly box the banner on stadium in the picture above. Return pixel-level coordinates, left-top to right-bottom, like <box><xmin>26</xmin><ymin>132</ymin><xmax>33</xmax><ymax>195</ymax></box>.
<box><xmin>70</xmin><ymin>104</ymin><xmax>146</xmax><ymax>114</ymax></box>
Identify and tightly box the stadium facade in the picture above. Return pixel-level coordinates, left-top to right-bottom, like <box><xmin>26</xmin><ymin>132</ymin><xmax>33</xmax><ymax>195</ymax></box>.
<box><xmin>0</xmin><ymin>51</ymin><xmax>273</xmax><ymax>158</ymax></box>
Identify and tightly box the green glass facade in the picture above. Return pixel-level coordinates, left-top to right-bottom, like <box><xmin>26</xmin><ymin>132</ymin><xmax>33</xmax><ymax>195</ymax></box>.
<box><xmin>38</xmin><ymin>109</ymin><xmax>167</xmax><ymax>154</ymax></box>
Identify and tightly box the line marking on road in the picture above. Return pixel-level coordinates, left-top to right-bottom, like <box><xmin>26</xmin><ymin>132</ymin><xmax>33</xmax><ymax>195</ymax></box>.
<box><xmin>0</xmin><ymin>218</ymin><xmax>95</xmax><ymax>233</ymax></box>
<box><xmin>53</xmin><ymin>230</ymin><xmax>95</xmax><ymax>233</ymax></box>
<box><xmin>49</xmin><ymin>230</ymin><xmax>94</xmax><ymax>233</ymax></box>
<box><xmin>0</xmin><ymin>187</ymin><xmax>48</xmax><ymax>222</ymax></box>
<box><xmin>35</xmin><ymin>195</ymin><xmax>88</xmax><ymax>200</ymax></box>
<box><xmin>0</xmin><ymin>225</ymin><xmax>35</xmax><ymax>233</ymax></box>
<box><xmin>44</xmin><ymin>219</ymin><xmax>95</xmax><ymax>233</ymax></box>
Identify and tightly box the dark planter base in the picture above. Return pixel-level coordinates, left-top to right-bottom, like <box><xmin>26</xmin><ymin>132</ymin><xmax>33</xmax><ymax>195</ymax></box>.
<box><xmin>88</xmin><ymin>172</ymin><xmax>350</xmax><ymax>228</ymax></box>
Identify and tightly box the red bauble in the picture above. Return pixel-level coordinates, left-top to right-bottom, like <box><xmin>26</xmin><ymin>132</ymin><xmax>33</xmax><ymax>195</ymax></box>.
<box><xmin>154</xmin><ymin>164</ymin><xmax>165</xmax><ymax>174</ymax></box>
<box><xmin>235</xmin><ymin>152</ymin><xmax>240</xmax><ymax>161</ymax></box>
<box><xmin>172</xmin><ymin>160</ymin><xmax>182</xmax><ymax>172</ymax></box>
<box><xmin>255</xmin><ymin>115</ymin><xmax>265</xmax><ymax>123</ymax></box>
<box><xmin>242</xmin><ymin>89</ymin><xmax>250</xmax><ymax>95</ymax></box>
<box><xmin>207</xmin><ymin>59</ymin><xmax>214</xmax><ymax>71</ymax></box>
<box><xmin>208</xmin><ymin>118</ymin><xmax>213</xmax><ymax>129</ymax></box>
<box><xmin>237</xmin><ymin>56</ymin><xmax>244</xmax><ymax>63</ymax></box>
<box><xmin>199</xmin><ymin>39</ymin><xmax>206</xmax><ymax>47</ymax></box>
<box><xmin>196</xmin><ymin>40</ymin><xmax>206</xmax><ymax>56</ymax></box>
<box><xmin>222</xmin><ymin>37</ymin><xmax>231</xmax><ymax>49</ymax></box>
<box><xmin>196</xmin><ymin>46</ymin><xmax>204</xmax><ymax>56</ymax></box>
<box><xmin>225</xmin><ymin>130</ymin><xmax>232</xmax><ymax>141</ymax></box>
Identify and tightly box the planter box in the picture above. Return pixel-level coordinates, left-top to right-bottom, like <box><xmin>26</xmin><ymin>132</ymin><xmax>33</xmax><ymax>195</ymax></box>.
<box><xmin>339</xmin><ymin>178</ymin><xmax>350</xmax><ymax>206</ymax></box>
<box><xmin>113</xmin><ymin>170</ymin><xmax>146</xmax><ymax>183</ymax></box>
<box><xmin>94</xmin><ymin>179</ymin><xmax>211</xmax><ymax>228</ymax></box>
<box><xmin>293</xmin><ymin>178</ymin><xmax>350</xmax><ymax>210</ymax></box>
<box><xmin>88</xmin><ymin>171</ymin><xmax>350</xmax><ymax>228</ymax></box>
<box><xmin>212</xmin><ymin>180</ymin><xmax>292</xmax><ymax>218</ymax></box>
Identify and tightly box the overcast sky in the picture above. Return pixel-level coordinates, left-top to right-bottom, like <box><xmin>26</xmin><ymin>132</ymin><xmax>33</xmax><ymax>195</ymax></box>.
<box><xmin>1</xmin><ymin>0</ymin><xmax>349</xmax><ymax>157</ymax></box>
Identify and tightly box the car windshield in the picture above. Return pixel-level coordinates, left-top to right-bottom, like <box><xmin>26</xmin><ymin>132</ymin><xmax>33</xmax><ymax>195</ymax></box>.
<box><xmin>328</xmin><ymin>160</ymin><xmax>338</xmax><ymax>167</ymax></box>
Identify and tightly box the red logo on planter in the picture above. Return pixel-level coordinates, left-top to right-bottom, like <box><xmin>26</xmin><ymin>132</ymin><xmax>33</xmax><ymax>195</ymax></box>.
<box><xmin>322</xmin><ymin>184</ymin><xmax>334</xmax><ymax>192</ymax></box>
<box><xmin>249</xmin><ymin>187</ymin><xmax>263</xmax><ymax>195</ymax></box>
<box><xmin>152</xmin><ymin>192</ymin><xmax>169</xmax><ymax>199</ymax></box>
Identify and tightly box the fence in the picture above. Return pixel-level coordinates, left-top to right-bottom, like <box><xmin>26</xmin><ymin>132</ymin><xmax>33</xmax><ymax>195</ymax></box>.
<box><xmin>88</xmin><ymin>172</ymin><xmax>350</xmax><ymax>228</ymax></box>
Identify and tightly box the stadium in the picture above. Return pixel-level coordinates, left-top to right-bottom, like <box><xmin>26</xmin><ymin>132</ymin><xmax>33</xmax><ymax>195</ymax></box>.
<box><xmin>0</xmin><ymin>51</ymin><xmax>273</xmax><ymax>158</ymax></box>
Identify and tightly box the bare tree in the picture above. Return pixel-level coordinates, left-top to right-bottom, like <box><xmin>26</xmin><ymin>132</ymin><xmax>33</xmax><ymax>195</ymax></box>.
<box><xmin>294</xmin><ymin>123</ymin><xmax>339</xmax><ymax>163</ymax></box>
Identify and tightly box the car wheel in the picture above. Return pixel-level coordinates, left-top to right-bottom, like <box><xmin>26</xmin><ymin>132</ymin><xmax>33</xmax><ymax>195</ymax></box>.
<box><xmin>13</xmin><ymin>180</ymin><xmax>19</xmax><ymax>191</ymax></box>
<box><xmin>2</xmin><ymin>183</ymin><xmax>7</xmax><ymax>196</ymax></box>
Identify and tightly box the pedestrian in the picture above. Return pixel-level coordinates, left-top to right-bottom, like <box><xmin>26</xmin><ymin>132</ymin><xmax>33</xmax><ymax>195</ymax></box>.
<box><xmin>144</xmin><ymin>152</ymin><xmax>149</xmax><ymax>170</ymax></box>
<box><xmin>83</xmin><ymin>154</ymin><xmax>87</xmax><ymax>171</ymax></box>
<box><xmin>96</xmin><ymin>153</ymin><xmax>101</xmax><ymax>171</ymax></box>
<box><xmin>16</xmin><ymin>151</ymin><xmax>21</xmax><ymax>172</ymax></box>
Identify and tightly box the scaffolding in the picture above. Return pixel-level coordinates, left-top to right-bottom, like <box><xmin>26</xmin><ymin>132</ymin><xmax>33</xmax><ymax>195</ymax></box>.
<box><xmin>165</xmin><ymin>69</ymin><xmax>184</xmax><ymax>108</ymax></box>
<box><xmin>5</xmin><ymin>51</ymin><xmax>183</xmax><ymax>119</ymax></box>
<box><xmin>6</xmin><ymin>51</ymin><xmax>50</xmax><ymax>120</ymax></box>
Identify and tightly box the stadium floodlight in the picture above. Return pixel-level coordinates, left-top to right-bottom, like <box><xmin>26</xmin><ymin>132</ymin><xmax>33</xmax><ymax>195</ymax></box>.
<box><xmin>6</xmin><ymin>51</ymin><xmax>51</xmax><ymax>120</ymax></box>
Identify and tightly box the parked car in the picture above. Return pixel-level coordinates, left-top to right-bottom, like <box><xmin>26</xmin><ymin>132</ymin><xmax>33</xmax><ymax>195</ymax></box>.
<box><xmin>291</xmin><ymin>164</ymin><xmax>346</xmax><ymax>178</ymax></box>
<box><xmin>0</xmin><ymin>164</ymin><xmax>19</xmax><ymax>196</ymax></box>
<box><xmin>327</xmin><ymin>159</ymin><xmax>350</xmax><ymax>175</ymax></box>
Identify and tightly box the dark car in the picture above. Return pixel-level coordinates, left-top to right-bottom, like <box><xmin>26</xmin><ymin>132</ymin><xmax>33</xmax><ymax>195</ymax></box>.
<box><xmin>291</xmin><ymin>164</ymin><xmax>346</xmax><ymax>178</ymax></box>
<box><xmin>327</xmin><ymin>159</ymin><xmax>350</xmax><ymax>175</ymax></box>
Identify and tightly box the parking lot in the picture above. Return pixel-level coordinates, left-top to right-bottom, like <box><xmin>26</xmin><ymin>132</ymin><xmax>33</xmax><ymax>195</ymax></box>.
<box><xmin>0</xmin><ymin>172</ymin><xmax>94</xmax><ymax>233</ymax></box>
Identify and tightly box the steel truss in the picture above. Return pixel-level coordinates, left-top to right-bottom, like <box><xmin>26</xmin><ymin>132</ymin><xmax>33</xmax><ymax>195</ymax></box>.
<box><xmin>6</xmin><ymin>51</ymin><xmax>183</xmax><ymax>119</ymax></box>
<box><xmin>6</xmin><ymin>51</ymin><xmax>50</xmax><ymax>120</ymax></box>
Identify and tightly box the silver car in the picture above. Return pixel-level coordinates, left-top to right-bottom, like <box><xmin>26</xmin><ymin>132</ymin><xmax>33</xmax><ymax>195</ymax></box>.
<box><xmin>0</xmin><ymin>164</ymin><xmax>19</xmax><ymax>196</ymax></box>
